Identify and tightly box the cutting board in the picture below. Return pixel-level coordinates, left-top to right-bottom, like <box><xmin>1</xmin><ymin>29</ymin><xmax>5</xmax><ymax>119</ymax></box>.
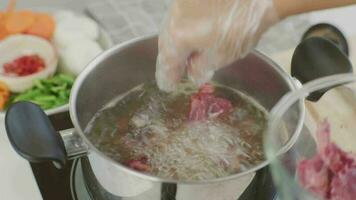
<box><xmin>271</xmin><ymin>37</ymin><xmax>356</xmax><ymax>153</ymax></box>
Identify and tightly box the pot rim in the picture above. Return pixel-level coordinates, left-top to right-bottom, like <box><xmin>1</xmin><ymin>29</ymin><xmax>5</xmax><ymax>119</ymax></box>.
<box><xmin>69</xmin><ymin>34</ymin><xmax>305</xmax><ymax>185</ymax></box>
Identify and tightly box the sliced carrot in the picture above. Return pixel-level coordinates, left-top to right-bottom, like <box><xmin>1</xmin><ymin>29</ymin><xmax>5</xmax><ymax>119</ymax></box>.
<box><xmin>0</xmin><ymin>25</ymin><xmax>9</xmax><ymax>40</ymax></box>
<box><xmin>0</xmin><ymin>13</ymin><xmax>10</xmax><ymax>40</ymax></box>
<box><xmin>5</xmin><ymin>10</ymin><xmax>35</xmax><ymax>34</ymax></box>
<box><xmin>0</xmin><ymin>96</ymin><xmax>6</xmax><ymax>110</ymax></box>
<box><xmin>0</xmin><ymin>81</ymin><xmax>10</xmax><ymax>99</ymax></box>
<box><xmin>26</xmin><ymin>13</ymin><xmax>55</xmax><ymax>39</ymax></box>
<box><xmin>0</xmin><ymin>11</ymin><xmax>8</xmax><ymax>40</ymax></box>
<box><xmin>0</xmin><ymin>82</ymin><xmax>10</xmax><ymax>110</ymax></box>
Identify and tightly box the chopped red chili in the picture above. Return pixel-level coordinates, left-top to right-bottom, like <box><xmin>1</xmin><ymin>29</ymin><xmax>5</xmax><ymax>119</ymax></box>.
<box><xmin>4</xmin><ymin>54</ymin><xmax>45</xmax><ymax>76</ymax></box>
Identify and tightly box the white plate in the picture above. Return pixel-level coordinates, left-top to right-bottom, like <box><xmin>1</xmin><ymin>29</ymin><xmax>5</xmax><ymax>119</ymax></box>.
<box><xmin>0</xmin><ymin>15</ymin><xmax>113</xmax><ymax>118</ymax></box>
<box><xmin>0</xmin><ymin>8</ymin><xmax>113</xmax><ymax>200</ymax></box>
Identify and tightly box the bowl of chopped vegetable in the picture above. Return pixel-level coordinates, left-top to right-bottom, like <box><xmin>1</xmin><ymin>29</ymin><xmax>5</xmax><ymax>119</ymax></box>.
<box><xmin>0</xmin><ymin>1</ymin><xmax>113</xmax><ymax>116</ymax></box>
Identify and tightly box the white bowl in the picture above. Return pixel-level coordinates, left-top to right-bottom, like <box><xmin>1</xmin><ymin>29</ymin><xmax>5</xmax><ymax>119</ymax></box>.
<box><xmin>0</xmin><ymin>35</ymin><xmax>58</xmax><ymax>93</ymax></box>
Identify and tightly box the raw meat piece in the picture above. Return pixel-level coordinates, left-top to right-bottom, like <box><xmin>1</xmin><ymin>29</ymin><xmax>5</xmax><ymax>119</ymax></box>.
<box><xmin>127</xmin><ymin>156</ymin><xmax>150</xmax><ymax>172</ymax></box>
<box><xmin>316</xmin><ymin>120</ymin><xmax>354</xmax><ymax>173</ymax></box>
<box><xmin>330</xmin><ymin>166</ymin><xmax>356</xmax><ymax>200</ymax></box>
<box><xmin>297</xmin><ymin>120</ymin><xmax>356</xmax><ymax>200</ymax></box>
<box><xmin>297</xmin><ymin>155</ymin><xmax>330</xmax><ymax>199</ymax></box>
<box><xmin>189</xmin><ymin>84</ymin><xmax>233</xmax><ymax>121</ymax></box>
<box><xmin>321</xmin><ymin>143</ymin><xmax>354</xmax><ymax>174</ymax></box>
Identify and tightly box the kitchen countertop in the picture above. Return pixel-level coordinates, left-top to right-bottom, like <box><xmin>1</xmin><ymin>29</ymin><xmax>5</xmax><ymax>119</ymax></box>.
<box><xmin>0</xmin><ymin>2</ymin><xmax>356</xmax><ymax>200</ymax></box>
<box><xmin>0</xmin><ymin>121</ymin><xmax>42</xmax><ymax>200</ymax></box>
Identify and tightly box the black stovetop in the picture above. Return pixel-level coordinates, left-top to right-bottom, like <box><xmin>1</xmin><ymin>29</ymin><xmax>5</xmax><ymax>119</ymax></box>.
<box><xmin>30</xmin><ymin>159</ymin><xmax>277</xmax><ymax>200</ymax></box>
<box><xmin>31</xmin><ymin>161</ymin><xmax>74</xmax><ymax>200</ymax></box>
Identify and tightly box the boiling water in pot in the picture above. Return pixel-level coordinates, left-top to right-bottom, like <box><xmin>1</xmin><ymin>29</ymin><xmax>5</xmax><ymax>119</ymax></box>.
<box><xmin>85</xmin><ymin>82</ymin><xmax>268</xmax><ymax>181</ymax></box>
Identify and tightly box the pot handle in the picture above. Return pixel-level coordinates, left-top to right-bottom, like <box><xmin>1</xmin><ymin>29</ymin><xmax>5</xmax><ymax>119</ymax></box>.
<box><xmin>5</xmin><ymin>102</ymin><xmax>67</xmax><ymax>169</ymax></box>
<box><xmin>291</xmin><ymin>23</ymin><xmax>353</xmax><ymax>102</ymax></box>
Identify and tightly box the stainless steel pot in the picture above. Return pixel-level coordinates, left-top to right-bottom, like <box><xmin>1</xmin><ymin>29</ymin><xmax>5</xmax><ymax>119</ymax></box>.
<box><xmin>5</xmin><ymin>35</ymin><xmax>309</xmax><ymax>200</ymax></box>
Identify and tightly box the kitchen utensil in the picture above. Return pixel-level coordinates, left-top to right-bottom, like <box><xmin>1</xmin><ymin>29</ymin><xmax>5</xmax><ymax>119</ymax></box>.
<box><xmin>292</xmin><ymin>23</ymin><xmax>353</xmax><ymax>101</ymax></box>
<box><xmin>302</xmin><ymin>23</ymin><xmax>349</xmax><ymax>56</ymax></box>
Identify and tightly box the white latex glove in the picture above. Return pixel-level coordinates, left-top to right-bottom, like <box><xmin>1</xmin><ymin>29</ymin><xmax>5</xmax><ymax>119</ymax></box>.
<box><xmin>156</xmin><ymin>0</ymin><xmax>279</xmax><ymax>91</ymax></box>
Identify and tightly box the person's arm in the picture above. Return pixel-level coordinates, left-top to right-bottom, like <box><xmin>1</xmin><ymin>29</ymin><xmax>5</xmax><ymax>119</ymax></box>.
<box><xmin>275</xmin><ymin>0</ymin><xmax>356</xmax><ymax>18</ymax></box>
<box><xmin>156</xmin><ymin>0</ymin><xmax>356</xmax><ymax>91</ymax></box>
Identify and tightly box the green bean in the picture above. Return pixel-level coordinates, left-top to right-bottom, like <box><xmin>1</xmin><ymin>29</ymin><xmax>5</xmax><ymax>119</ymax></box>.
<box><xmin>34</xmin><ymin>80</ymin><xmax>46</xmax><ymax>90</ymax></box>
<box><xmin>50</xmin><ymin>84</ymin><xmax>67</xmax><ymax>93</ymax></box>
<box><xmin>9</xmin><ymin>73</ymin><xmax>75</xmax><ymax>110</ymax></box>
<box><xmin>34</xmin><ymin>95</ymin><xmax>57</xmax><ymax>102</ymax></box>
<box><xmin>58</xmin><ymin>90</ymin><xmax>67</xmax><ymax>98</ymax></box>
<box><xmin>14</xmin><ymin>90</ymin><xmax>41</xmax><ymax>101</ymax></box>
<box><xmin>58</xmin><ymin>74</ymin><xmax>74</xmax><ymax>85</ymax></box>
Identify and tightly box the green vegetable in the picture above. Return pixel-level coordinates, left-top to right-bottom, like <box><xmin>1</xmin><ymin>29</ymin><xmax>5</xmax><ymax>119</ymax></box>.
<box><xmin>10</xmin><ymin>74</ymin><xmax>75</xmax><ymax>110</ymax></box>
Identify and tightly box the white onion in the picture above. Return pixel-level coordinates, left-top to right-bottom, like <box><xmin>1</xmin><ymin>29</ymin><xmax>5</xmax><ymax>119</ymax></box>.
<box><xmin>55</xmin><ymin>14</ymin><xmax>99</xmax><ymax>41</ymax></box>
<box><xmin>53</xmin><ymin>10</ymin><xmax>76</xmax><ymax>23</ymax></box>
<box><xmin>53</xmin><ymin>10</ymin><xmax>102</xmax><ymax>76</ymax></box>
<box><xmin>59</xmin><ymin>40</ymin><xmax>103</xmax><ymax>76</ymax></box>
<box><xmin>53</xmin><ymin>27</ymin><xmax>87</xmax><ymax>49</ymax></box>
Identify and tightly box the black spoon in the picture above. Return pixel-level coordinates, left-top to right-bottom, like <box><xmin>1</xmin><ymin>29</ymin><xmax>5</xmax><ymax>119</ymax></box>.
<box><xmin>291</xmin><ymin>24</ymin><xmax>353</xmax><ymax>102</ymax></box>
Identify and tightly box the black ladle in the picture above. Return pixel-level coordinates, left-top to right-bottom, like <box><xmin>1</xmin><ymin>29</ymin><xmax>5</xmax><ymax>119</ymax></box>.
<box><xmin>291</xmin><ymin>23</ymin><xmax>353</xmax><ymax>102</ymax></box>
<box><xmin>5</xmin><ymin>102</ymin><xmax>67</xmax><ymax>168</ymax></box>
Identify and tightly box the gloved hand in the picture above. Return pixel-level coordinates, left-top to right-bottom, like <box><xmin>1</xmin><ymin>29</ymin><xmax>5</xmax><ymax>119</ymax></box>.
<box><xmin>156</xmin><ymin>0</ymin><xmax>280</xmax><ymax>92</ymax></box>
